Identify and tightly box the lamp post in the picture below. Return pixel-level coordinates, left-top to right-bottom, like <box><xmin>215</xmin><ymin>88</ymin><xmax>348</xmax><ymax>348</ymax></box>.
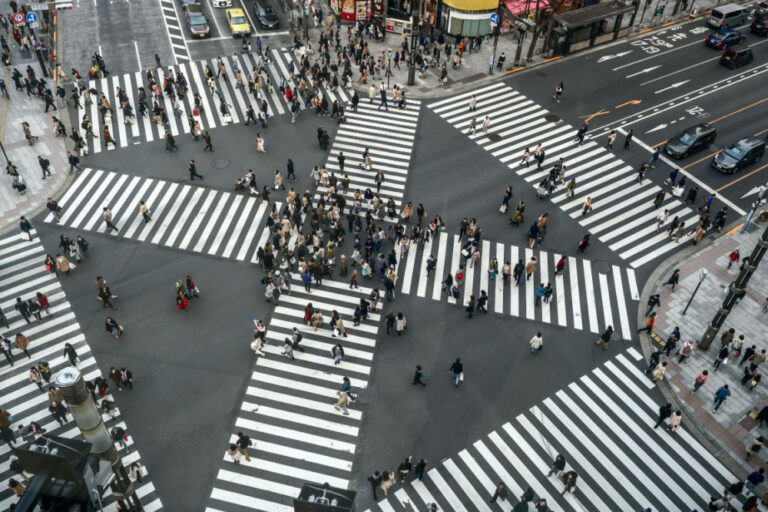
<box><xmin>682</xmin><ymin>269</ymin><xmax>708</xmax><ymax>315</ymax></box>
<box><xmin>407</xmin><ymin>0</ymin><xmax>421</xmax><ymax>86</ymax></box>
<box><xmin>699</xmin><ymin>222</ymin><xmax>768</xmax><ymax>350</ymax></box>
<box><xmin>303</xmin><ymin>0</ymin><xmax>309</xmax><ymax>41</ymax></box>
<box><xmin>55</xmin><ymin>367</ymin><xmax>143</xmax><ymax>511</ymax></box>
<box><xmin>489</xmin><ymin>3</ymin><xmax>501</xmax><ymax>75</ymax></box>
<box><xmin>740</xmin><ymin>185</ymin><xmax>768</xmax><ymax>233</ymax></box>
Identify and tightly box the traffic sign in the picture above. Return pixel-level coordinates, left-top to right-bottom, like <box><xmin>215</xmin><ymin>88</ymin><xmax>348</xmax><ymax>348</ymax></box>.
<box><xmin>489</xmin><ymin>12</ymin><xmax>500</xmax><ymax>24</ymax></box>
<box><xmin>30</xmin><ymin>3</ymin><xmax>48</xmax><ymax>10</ymax></box>
<box><xmin>13</xmin><ymin>12</ymin><xmax>24</xmax><ymax>24</ymax></box>
<box><xmin>387</xmin><ymin>48</ymin><xmax>393</xmax><ymax>59</ymax></box>
<box><xmin>25</xmin><ymin>12</ymin><xmax>38</xmax><ymax>24</ymax></box>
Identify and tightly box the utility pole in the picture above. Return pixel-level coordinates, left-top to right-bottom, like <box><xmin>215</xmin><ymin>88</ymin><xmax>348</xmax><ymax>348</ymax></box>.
<box><xmin>303</xmin><ymin>0</ymin><xmax>309</xmax><ymax>42</ymax></box>
<box><xmin>386</xmin><ymin>48</ymin><xmax>393</xmax><ymax>89</ymax></box>
<box><xmin>55</xmin><ymin>367</ymin><xmax>144</xmax><ymax>511</ymax></box>
<box><xmin>489</xmin><ymin>3</ymin><xmax>501</xmax><ymax>75</ymax></box>
<box><xmin>407</xmin><ymin>0</ymin><xmax>421</xmax><ymax>86</ymax></box>
<box><xmin>698</xmin><ymin>221</ymin><xmax>768</xmax><ymax>350</ymax></box>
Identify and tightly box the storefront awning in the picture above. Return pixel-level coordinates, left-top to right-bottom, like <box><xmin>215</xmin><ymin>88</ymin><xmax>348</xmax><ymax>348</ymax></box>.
<box><xmin>504</xmin><ymin>0</ymin><xmax>534</xmax><ymax>15</ymax></box>
<box><xmin>553</xmin><ymin>0</ymin><xmax>635</xmax><ymax>27</ymax></box>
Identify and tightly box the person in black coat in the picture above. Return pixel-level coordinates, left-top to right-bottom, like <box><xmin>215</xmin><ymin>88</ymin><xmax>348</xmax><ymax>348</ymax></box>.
<box><xmin>48</xmin><ymin>401</ymin><xmax>68</xmax><ymax>426</ymax></box>
<box><xmin>654</xmin><ymin>403</ymin><xmax>672</xmax><ymax>429</ymax></box>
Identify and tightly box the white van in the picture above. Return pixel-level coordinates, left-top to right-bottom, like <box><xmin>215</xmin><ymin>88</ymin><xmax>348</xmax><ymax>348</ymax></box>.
<box><xmin>708</xmin><ymin>3</ymin><xmax>749</xmax><ymax>28</ymax></box>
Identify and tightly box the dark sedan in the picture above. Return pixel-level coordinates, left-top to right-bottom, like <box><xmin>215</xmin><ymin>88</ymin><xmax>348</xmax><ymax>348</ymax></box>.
<box><xmin>254</xmin><ymin>1</ymin><xmax>279</xmax><ymax>29</ymax></box>
<box><xmin>665</xmin><ymin>124</ymin><xmax>717</xmax><ymax>159</ymax></box>
<box><xmin>185</xmin><ymin>4</ymin><xmax>210</xmax><ymax>38</ymax></box>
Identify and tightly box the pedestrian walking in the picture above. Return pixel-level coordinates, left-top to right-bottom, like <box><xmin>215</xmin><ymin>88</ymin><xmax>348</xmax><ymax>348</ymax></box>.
<box><xmin>63</xmin><ymin>343</ymin><xmax>79</xmax><ymax>366</ymax></box>
<box><xmin>188</xmin><ymin>159</ymin><xmax>203</xmax><ymax>181</ymax></box>
<box><xmin>48</xmin><ymin>400</ymin><xmax>68</xmax><ymax>426</ymax></box>
<box><xmin>236</xmin><ymin>432</ymin><xmax>252</xmax><ymax>462</ymax></box>
<box><xmin>624</xmin><ymin>128</ymin><xmax>633</xmax><ymax>149</ymax></box>
<box><xmin>662</xmin><ymin>268</ymin><xmax>680</xmax><ymax>291</ymax></box>
<box><xmin>525</xmin><ymin>257</ymin><xmax>537</xmax><ymax>281</ymax></box>
<box><xmin>227</xmin><ymin>443</ymin><xmax>242</xmax><ymax>464</ymax></box>
<box><xmin>693</xmin><ymin>369</ymin><xmax>708</xmax><ymax>392</ymax></box>
<box><xmin>654</xmin><ymin>402</ymin><xmax>672</xmax><ymax>429</ymax></box>
<box><xmin>395</xmin><ymin>313</ymin><xmax>407</xmax><ymax>335</ymax></box>
<box><xmin>648</xmin><ymin>147</ymin><xmax>660</xmax><ymax>168</ymax></box>
<box><xmin>595</xmin><ymin>325</ymin><xmax>613</xmax><ymax>350</ymax></box>
<box><xmin>530</xmin><ymin>332</ymin><xmax>543</xmax><ymax>353</ymax></box>
<box><xmin>646</xmin><ymin>294</ymin><xmax>661</xmax><ymax>316</ymax></box>
<box><xmin>727</xmin><ymin>249</ymin><xmax>740</xmax><ymax>269</ymax></box>
<box><xmin>334</xmin><ymin>391</ymin><xmax>349</xmax><ymax>415</ymax></box>
<box><xmin>577</xmin><ymin>234</ymin><xmax>590</xmax><ymax>253</ymax></box>
<box><xmin>553</xmin><ymin>81</ymin><xmax>563</xmax><ymax>102</ymax></box>
<box><xmin>397</xmin><ymin>456</ymin><xmax>413</xmax><ymax>482</ymax></box>
<box><xmin>746</xmin><ymin>436</ymin><xmax>765</xmax><ymax>460</ymax></box>
<box><xmin>651</xmin><ymin>361</ymin><xmax>668</xmax><ymax>382</ymax></box>
<box><xmin>655</xmin><ymin>209</ymin><xmax>669</xmax><ymax>232</ymax></box>
<box><xmin>413</xmin><ymin>365</ymin><xmax>426</xmax><ymax>386</ymax></box>
<box><xmin>581</xmin><ymin>196</ymin><xmax>592</xmax><ymax>216</ymax></box>
<box><xmin>546</xmin><ymin>454</ymin><xmax>566</xmax><ymax>477</ymax></box>
<box><xmin>139</xmin><ymin>201</ymin><xmax>151</xmax><ymax>223</ymax></box>
<box><xmin>449</xmin><ymin>358</ymin><xmax>463</xmax><ymax>387</ymax></box>
<box><xmin>666</xmin><ymin>410</ymin><xmax>682</xmax><ymax>432</ymax></box>
<box><xmin>653</xmin><ymin>190</ymin><xmax>666</xmax><ymax>209</ymax></box>
<box><xmin>368</xmin><ymin>471</ymin><xmax>382</xmax><ymax>500</ymax></box>
<box><xmin>489</xmin><ymin>482</ymin><xmax>508</xmax><ymax>503</ymax></box>
<box><xmin>482</xmin><ymin>115</ymin><xmax>490</xmax><ymax>135</ymax></box>
<box><xmin>203</xmin><ymin>131</ymin><xmax>213</xmax><ymax>151</ymax></box>
<box><xmin>713</xmin><ymin>384</ymin><xmax>731</xmax><ymax>412</ymax></box>
<box><xmin>415</xmin><ymin>459</ymin><xmax>427</xmax><ymax>480</ymax></box>
<box><xmin>638</xmin><ymin>312</ymin><xmax>656</xmax><ymax>333</ymax></box>
<box><xmin>19</xmin><ymin>216</ymin><xmax>33</xmax><ymax>241</ymax></box>
<box><xmin>102</xmin><ymin>207</ymin><xmax>119</xmax><ymax>234</ymax></box>
<box><xmin>605</xmin><ymin>130</ymin><xmax>616</xmax><ymax>150</ymax></box>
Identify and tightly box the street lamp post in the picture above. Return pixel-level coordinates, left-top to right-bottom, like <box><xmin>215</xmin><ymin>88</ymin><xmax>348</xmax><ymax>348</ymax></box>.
<box><xmin>489</xmin><ymin>2</ymin><xmax>502</xmax><ymax>75</ymax></box>
<box><xmin>407</xmin><ymin>0</ymin><xmax>421</xmax><ymax>86</ymax></box>
<box><xmin>682</xmin><ymin>269</ymin><xmax>708</xmax><ymax>315</ymax></box>
<box><xmin>386</xmin><ymin>48</ymin><xmax>393</xmax><ymax>89</ymax></box>
<box><xmin>55</xmin><ymin>367</ymin><xmax>143</xmax><ymax>511</ymax></box>
<box><xmin>740</xmin><ymin>185</ymin><xmax>768</xmax><ymax>233</ymax></box>
<box><xmin>303</xmin><ymin>0</ymin><xmax>310</xmax><ymax>42</ymax></box>
<box><xmin>699</xmin><ymin>221</ymin><xmax>768</xmax><ymax>350</ymax></box>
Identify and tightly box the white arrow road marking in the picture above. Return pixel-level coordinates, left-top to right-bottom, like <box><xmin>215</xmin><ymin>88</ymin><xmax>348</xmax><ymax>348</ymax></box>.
<box><xmin>645</xmin><ymin>123</ymin><xmax>668</xmax><ymax>134</ymax></box>
<box><xmin>626</xmin><ymin>65</ymin><xmax>661</xmax><ymax>79</ymax></box>
<box><xmin>598</xmin><ymin>50</ymin><xmax>633</xmax><ymax>63</ymax></box>
<box><xmin>654</xmin><ymin>80</ymin><xmax>691</xmax><ymax>94</ymax></box>
<box><xmin>743</xmin><ymin>185</ymin><xmax>768</xmax><ymax>198</ymax></box>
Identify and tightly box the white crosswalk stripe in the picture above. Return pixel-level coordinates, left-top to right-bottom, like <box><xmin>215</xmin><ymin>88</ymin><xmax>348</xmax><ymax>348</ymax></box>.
<box><xmin>43</xmin><ymin>168</ymin><xmax>282</xmax><ymax>263</ymax></box>
<box><xmin>318</xmin><ymin>100</ymin><xmax>421</xmax><ymax>224</ymax></box>
<box><xmin>429</xmin><ymin>83</ymin><xmax>700</xmax><ymax>268</ymax></box>
<box><xmin>0</xmin><ymin>232</ymin><xmax>162</xmax><ymax>511</ymax></box>
<box><xmin>69</xmin><ymin>49</ymin><xmax>352</xmax><ymax>154</ymax></box>
<box><xmin>396</xmin><ymin>233</ymin><xmax>638</xmax><ymax>340</ymax></box>
<box><xmin>207</xmin><ymin>279</ymin><xmax>380</xmax><ymax>511</ymax></box>
<box><xmin>368</xmin><ymin>348</ymin><xmax>737</xmax><ymax>512</ymax></box>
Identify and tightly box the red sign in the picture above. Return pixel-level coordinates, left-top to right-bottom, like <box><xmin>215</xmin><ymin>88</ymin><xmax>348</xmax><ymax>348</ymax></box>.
<box><xmin>13</xmin><ymin>12</ymin><xmax>25</xmax><ymax>24</ymax></box>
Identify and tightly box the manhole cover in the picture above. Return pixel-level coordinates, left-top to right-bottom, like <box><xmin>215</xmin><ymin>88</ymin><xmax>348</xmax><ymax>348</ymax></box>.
<box><xmin>212</xmin><ymin>158</ymin><xmax>230</xmax><ymax>169</ymax></box>
<box><xmin>357</xmin><ymin>387</ymin><xmax>376</xmax><ymax>404</ymax></box>
<box><xmin>356</xmin><ymin>485</ymin><xmax>371</xmax><ymax>500</ymax></box>
<box><xmin>594</xmin><ymin>261</ymin><xmax>611</xmax><ymax>275</ymax></box>
<box><xmin>535</xmin><ymin>70</ymin><xmax>547</xmax><ymax>77</ymax></box>
<box><xmin>487</xmin><ymin>133</ymin><xmax>502</xmax><ymax>142</ymax></box>
<box><xmin>544</xmin><ymin>114</ymin><xmax>560</xmax><ymax>123</ymax></box>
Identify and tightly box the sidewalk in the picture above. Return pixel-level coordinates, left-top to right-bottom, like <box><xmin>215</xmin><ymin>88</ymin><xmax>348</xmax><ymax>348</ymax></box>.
<box><xmin>644</xmin><ymin>221</ymin><xmax>768</xmax><ymax>483</ymax></box>
<box><xmin>0</xmin><ymin>11</ymin><xmax>71</xmax><ymax>235</ymax></box>
<box><xmin>305</xmin><ymin>0</ymin><xmax>730</xmax><ymax>98</ymax></box>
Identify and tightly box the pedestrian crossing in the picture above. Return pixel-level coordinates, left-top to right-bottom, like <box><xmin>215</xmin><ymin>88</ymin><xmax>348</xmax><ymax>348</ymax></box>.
<box><xmin>206</xmin><ymin>279</ymin><xmax>379</xmax><ymax>511</ymax></box>
<box><xmin>368</xmin><ymin>348</ymin><xmax>738</xmax><ymax>512</ymax></box>
<box><xmin>429</xmin><ymin>82</ymin><xmax>701</xmax><ymax>269</ymax></box>
<box><xmin>396</xmin><ymin>231</ymin><xmax>640</xmax><ymax>341</ymax></box>
<box><xmin>69</xmin><ymin>49</ymin><xmax>352</xmax><ymax>155</ymax></box>
<box><xmin>0</xmin><ymin>232</ymin><xmax>162</xmax><ymax>511</ymax></box>
<box><xmin>42</xmin><ymin>168</ymin><xmax>286</xmax><ymax>264</ymax></box>
<box><xmin>319</xmin><ymin>100</ymin><xmax>421</xmax><ymax>224</ymax></box>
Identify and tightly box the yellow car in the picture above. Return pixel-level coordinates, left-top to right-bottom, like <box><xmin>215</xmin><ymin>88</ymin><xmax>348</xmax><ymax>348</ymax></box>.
<box><xmin>226</xmin><ymin>8</ymin><xmax>251</xmax><ymax>36</ymax></box>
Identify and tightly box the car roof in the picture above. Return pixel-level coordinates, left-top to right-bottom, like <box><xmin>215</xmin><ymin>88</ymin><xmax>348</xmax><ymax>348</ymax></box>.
<box><xmin>684</xmin><ymin>123</ymin><xmax>714</xmax><ymax>134</ymax></box>
<box><xmin>187</xmin><ymin>4</ymin><xmax>203</xmax><ymax>13</ymax></box>
<box><xmin>715</xmin><ymin>28</ymin><xmax>737</xmax><ymax>35</ymax></box>
<box><xmin>732</xmin><ymin>137</ymin><xmax>766</xmax><ymax>149</ymax></box>
<box><xmin>727</xmin><ymin>44</ymin><xmax>751</xmax><ymax>52</ymax></box>
<box><xmin>227</xmin><ymin>7</ymin><xmax>245</xmax><ymax>15</ymax></box>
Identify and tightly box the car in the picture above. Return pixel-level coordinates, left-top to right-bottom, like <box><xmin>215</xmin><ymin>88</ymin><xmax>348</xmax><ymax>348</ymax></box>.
<box><xmin>226</xmin><ymin>8</ymin><xmax>251</xmax><ymax>36</ymax></box>
<box><xmin>720</xmin><ymin>44</ymin><xmax>754</xmax><ymax>68</ymax></box>
<box><xmin>209</xmin><ymin>0</ymin><xmax>231</xmax><ymax>8</ymax></box>
<box><xmin>181</xmin><ymin>0</ymin><xmax>200</xmax><ymax>7</ymax></box>
<box><xmin>712</xmin><ymin>137</ymin><xmax>766</xmax><ymax>173</ymax></box>
<box><xmin>665</xmin><ymin>124</ymin><xmax>717</xmax><ymax>159</ymax></box>
<box><xmin>752</xmin><ymin>11</ymin><xmax>768</xmax><ymax>35</ymax></box>
<box><xmin>254</xmin><ymin>1</ymin><xmax>279</xmax><ymax>29</ymax></box>
<box><xmin>705</xmin><ymin>28</ymin><xmax>746</xmax><ymax>48</ymax></box>
<box><xmin>185</xmin><ymin>4</ymin><xmax>210</xmax><ymax>38</ymax></box>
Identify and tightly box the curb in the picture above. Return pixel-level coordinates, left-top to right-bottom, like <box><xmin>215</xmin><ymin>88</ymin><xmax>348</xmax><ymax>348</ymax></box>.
<box><xmin>636</xmin><ymin>217</ymin><xmax>759</xmax><ymax>482</ymax></box>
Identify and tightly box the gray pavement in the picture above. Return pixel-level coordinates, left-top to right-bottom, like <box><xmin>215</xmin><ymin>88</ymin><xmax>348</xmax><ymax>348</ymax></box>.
<box><xmin>647</xmin><ymin>219</ymin><xmax>768</xmax><ymax>488</ymax></box>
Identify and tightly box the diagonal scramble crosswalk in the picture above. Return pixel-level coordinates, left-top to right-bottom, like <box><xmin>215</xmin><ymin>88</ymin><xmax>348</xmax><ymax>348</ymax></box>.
<box><xmin>429</xmin><ymin>82</ymin><xmax>700</xmax><ymax>269</ymax></box>
<box><xmin>396</xmin><ymin>231</ymin><xmax>640</xmax><ymax>341</ymax></box>
<box><xmin>206</xmin><ymin>278</ymin><xmax>379</xmax><ymax>511</ymax></box>
<box><xmin>318</xmin><ymin>100</ymin><xmax>421</xmax><ymax>224</ymax></box>
<box><xmin>42</xmin><ymin>168</ymin><xmax>288</xmax><ymax>264</ymax></box>
<box><xmin>0</xmin><ymin>231</ymin><xmax>162</xmax><ymax>511</ymax></box>
<box><xmin>69</xmin><ymin>49</ymin><xmax>352</xmax><ymax>155</ymax></box>
<box><xmin>368</xmin><ymin>347</ymin><xmax>738</xmax><ymax>512</ymax></box>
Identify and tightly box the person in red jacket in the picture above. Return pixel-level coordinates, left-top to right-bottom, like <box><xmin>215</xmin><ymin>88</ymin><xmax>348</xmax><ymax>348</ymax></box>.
<box><xmin>36</xmin><ymin>292</ymin><xmax>50</xmax><ymax>317</ymax></box>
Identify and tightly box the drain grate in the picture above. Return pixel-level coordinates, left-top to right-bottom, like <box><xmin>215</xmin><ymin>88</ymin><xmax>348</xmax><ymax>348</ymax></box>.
<box><xmin>595</xmin><ymin>261</ymin><xmax>611</xmax><ymax>275</ymax></box>
<box><xmin>357</xmin><ymin>387</ymin><xmax>376</xmax><ymax>404</ymax></box>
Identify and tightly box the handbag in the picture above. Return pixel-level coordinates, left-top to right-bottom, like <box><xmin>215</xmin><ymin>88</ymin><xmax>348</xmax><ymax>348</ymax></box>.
<box><xmin>459</xmin><ymin>372</ymin><xmax>464</xmax><ymax>382</ymax></box>
<box><xmin>461</xmin><ymin>249</ymin><xmax>469</xmax><ymax>258</ymax></box>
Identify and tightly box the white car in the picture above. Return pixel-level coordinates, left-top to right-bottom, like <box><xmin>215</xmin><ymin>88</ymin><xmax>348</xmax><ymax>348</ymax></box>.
<box><xmin>210</xmin><ymin>0</ymin><xmax>231</xmax><ymax>8</ymax></box>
